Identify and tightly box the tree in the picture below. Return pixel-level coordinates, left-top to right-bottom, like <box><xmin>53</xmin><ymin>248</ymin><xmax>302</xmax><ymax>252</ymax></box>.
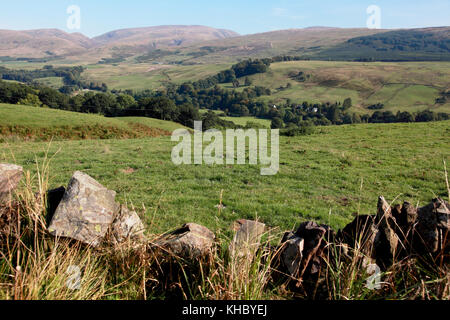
<box><xmin>116</xmin><ymin>94</ymin><xmax>136</xmax><ymax>110</ymax></box>
<box><xmin>138</xmin><ymin>96</ymin><xmax>179</xmax><ymax>121</ymax></box>
<box><xmin>271</xmin><ymin>117</ymin><xmax>284</xmax><ymax>129</ymax></box>
<box><xmin>343</xmin><ymin>98</ymin><xmax>352</xmax><ymax>110</ymax></box>
<box><xmin>396</xmin><ymin>111</ymin><xmax>414</xmax><ymax>123</ymax></box>
<box><xmin>415</xmin><ymin>110</ymin><xmax>436</xmax><ymax>122</ymax></box>
<box><xmin>177</xmin><ymin>103</ymin><xmax>200</xmax><ymax>128</ymax></box>
<box><xmin>18</xmin><ymin>93</ymin><xmax>43</xmax><ymax>107</ymax></box>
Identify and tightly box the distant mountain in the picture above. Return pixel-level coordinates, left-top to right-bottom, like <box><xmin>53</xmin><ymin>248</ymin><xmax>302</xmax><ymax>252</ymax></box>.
<box><xmin>314</xmin><ymin>27</ymin><xmax>450</xmax><ymax>61</ymax></box>
<box><xmin>0</xmin><ymin>26</ymin><xmax>239</xmax><ymax>59</ymax></box>
<box><xmin>0</xmin><ymin>29</ymin><xmax>93</xmax><ymax>58</ymax></box>
<box><xmin>173</xmin><ymin>27</ymin><xmax>389</xmax><ymax>63</ymax></box>
<box><xmin>92</xmin><ymin>25</ymin><xmax>239</xmax><ymax>47</ymax></box>
<box><xmin>0</xmin><ymin>25</ymin><xmax>448</xmax><ymax>62</ymax></box>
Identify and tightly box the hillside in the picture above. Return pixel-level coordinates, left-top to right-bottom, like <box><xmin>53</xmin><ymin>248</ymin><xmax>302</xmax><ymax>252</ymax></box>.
<box><xmin>0</xmin><ymin>26</ymin><xmax>239</xmax><ymax>62</ymax></box>
<box><xmin>0</xmin><ymin>104</ymin><xmax>187</xmax><ymax>141</ymax></box>
<box><xmin>314</xmin><ymin>27</ymin><xmax>450</xmax><ymax>61</ymax></box>
<box><xmin>0</xmin><ymin>29</ymin><xmax>92</xmax><ymax>58</ymax></box>
<box><xmin>92</xmin><ymin>25</ymin><xmax>239</xmax><ymax>48</ymax></box>
<box><xmin>245</xmin><ymin>60</ymin><xmax>450</xmax><ymax>113</ymax></box>
<box><xmin>1</xmin><ymin>26</ymin><xmax>449</xmax><ymax>64</ymax></box>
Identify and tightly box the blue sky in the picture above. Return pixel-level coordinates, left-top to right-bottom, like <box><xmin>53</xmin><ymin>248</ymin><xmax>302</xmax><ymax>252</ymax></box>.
<box><xmin>0</xmin><ymin>0</ymin><xmax>449</xmax><ymax>37</ymax></box>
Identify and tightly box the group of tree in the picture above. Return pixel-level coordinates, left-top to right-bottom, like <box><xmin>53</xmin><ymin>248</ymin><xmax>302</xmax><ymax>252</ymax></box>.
<box><xmin>0</xmin><ymin>65</ymin><xmax>108</xmax><ymax>94</ymax></box>
<box><xmin>181</xmin><ymin>58</ymin><xmax>272</xmax><ymax>91</ymax></box>
<box><xmin>1</xmin><ymin>59</ymin><xmax>449</xmax><ymax>134</ymax></box>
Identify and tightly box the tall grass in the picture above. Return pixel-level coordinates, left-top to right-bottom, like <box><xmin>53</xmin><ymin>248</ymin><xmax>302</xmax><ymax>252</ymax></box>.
<box><xmin>0</xmin><ymin>154</ymin><xmax>448</xmax><ymax>300</ymax></box>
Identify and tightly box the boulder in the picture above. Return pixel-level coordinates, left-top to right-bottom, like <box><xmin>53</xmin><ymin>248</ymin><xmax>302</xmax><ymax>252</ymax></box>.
<box><xmin>413</xmin><ymin>198</ymin><xmax>450</xmax><ymax>255</ymax></box>
<box><xmin>156</xmin><ymin>223</ymin><xmax>215</xmax><ymax>259</ymax></box>
<box><xmin>294</xmin><ymin>221</ymin><xmax>328</xmax><ymax>276</ymax></box>
<box><xmin>109</xmin><ymin>205</ymin><xmax>146</xmax><ymax>244</ymax></box>
<box><xmin>0</xmin><ymin>164</ymin><xmax>23</xmax><ymax>204</ymax></box>
<box><xmin>45</xmin><ymin>186</ymin><xmax>66</xmax><ymax>224</ymax></box>
<box><xmin>338</xmin><ymin>215</ymin><xmax>377</xmax><ymax>256</ymax></box>
<box><xmin>229</xmin><ymin>219</ymin><xmax>266</xmax><ymax>260</ymax></box>
<box><xmin>373</xmin><ymin>196</ymin><xmax>400</xmax><ymax>269</ymax></box>
<box><xmin>279</xmin><ymin>231</ymin><xmax>304</xmax><ymax>277</ymax></box>
<box><xmin>47</xmin><ymin>171</ymin><xmax>119</xmax><ymax>247</ymax></box>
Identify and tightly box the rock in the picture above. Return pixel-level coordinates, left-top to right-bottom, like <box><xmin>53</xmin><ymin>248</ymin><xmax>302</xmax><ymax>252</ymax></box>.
<box><xmin>0</xmin><ymin>164</ymin><xmax>23</xmax><ymax>204</ymax></box>
<box><xmin>45</xmin><ymin>186</ymin><xmax>66</xmax><ymax>224</ymax></box>
<box><xmin>413</xmin><ymin>198</ymin><xmax>450</xmax><ymax>255</ymax></box>
<box><xmin>47</xmin><ymin>171</ymin><xmax>119</xmax><ymax>247</ymax></box>
<box><xmin>157</xmin><ymin>223</ymin><xmax>215</xmax><ymax>259</ymax></box>
<box><xmin>229</xmin><ymin>219</ymin><xmax>266</xmax><ymax>260</ymax></box>
<box><xmin>279</xmin><ymin>231</ymin><xmax>304</xmax><ymax>277</ymax></box>
<box><xmin>373</xmin><ymin>196</ymin><xmax>400</xmax><ymax>269</ymax></box>
<box><xmin>294</xmin><ymin>221</ymin><xmax>327</xmax><ymax>276</ymax></box>
<box><xmin>338</xmin><ymin>215</ymin><xmax>377</xmax><ymax>255</ymax></box>
<box><xmin>109</xmin><ymin>205</ymin><xmax>145</xmax><ymax>244</ymax></box>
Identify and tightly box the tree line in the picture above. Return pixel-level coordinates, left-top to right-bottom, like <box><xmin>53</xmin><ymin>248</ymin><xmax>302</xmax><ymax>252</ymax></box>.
<box><xmin>1</xmin><ymin>59</ymin><xmax>449</xmax><ymax>134</ymax></box>
<box><xmin>0</xmin><ymin>65</ymin><xmax>108</xmax><ymax>94</ymax></box>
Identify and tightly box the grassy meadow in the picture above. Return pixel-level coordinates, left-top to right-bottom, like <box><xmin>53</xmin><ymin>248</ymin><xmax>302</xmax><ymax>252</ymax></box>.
<box><xmin>2</xmin><ymin>119</ymin><xmax>449</xmax><ymax>236</ymax></box>
<box><xmin>0</xmin><ymin>104</ymin><xmax>187</xmax><ymax>141</ymax></box>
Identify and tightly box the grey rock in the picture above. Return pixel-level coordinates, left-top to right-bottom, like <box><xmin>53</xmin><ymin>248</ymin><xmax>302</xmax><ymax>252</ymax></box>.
<box><xmin>0</xmin><ymin>164</ymin><xmax>23</xmax><ymax>204</ymax></box>
<box><xmin>157</xmin><ymin>223</ymin><xmax>215</xmax><ymax>259</ymax></box>
<box><xmin>414</xmin><ymin>198</ymin><xmax>450</xmax><ymax>254</ymax></box>
<box><xmin>338</xmin><ymin>215</ymin><xmax>377</xmax><ymax>255</ymax></box>
<box><xmin>48</xmin><ymin>171</ymin><xmax>119</xmax><ymax>247</ymax></box>
<box><xmin>279</xmin><ymin>232</ymin><xmax>304</xmax><ymax>277</ymax></box>
<box><xmin>373</xmin><ymin>196</ymin><xmax>400</xmax><ymax>269</ymax></box>
<box><xmin>229</xmin><ymin>219</ymin><xmax>266</xmax><ymax>260</ymax></box>
<box><xmin>294</xmin><ymin>221</ymin><xmax>327</xmax><ymax>275</ymax></box>
<box><xmin>109</xmin><ymin>205</ymin><xmax>146</xmax><ymax>244</ymax></box>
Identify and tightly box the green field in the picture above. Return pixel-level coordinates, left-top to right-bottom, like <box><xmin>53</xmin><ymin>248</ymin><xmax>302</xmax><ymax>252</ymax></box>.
<box><xmin>116</xmin><ymin>117</ymin><xmax>189</xmax><ymax>132</ymax></box>
<box><xmin>2</xmin><ymin>118</ymin><xmax>449</xmax><ymax>235</ymax></box>
<box><xmin>0</xmin><ymin>104</ymin><xmax>187</xmax><ymax>141</ymax></box>
<box><xmin>221</xmin><ymin>116</ymin><xmax>271</xmax><ymax>128</ymax></box>
<box><xmin>249</xmin><ymin>61</ymin><xmax>450</xmax><ymax>113</ymax></box>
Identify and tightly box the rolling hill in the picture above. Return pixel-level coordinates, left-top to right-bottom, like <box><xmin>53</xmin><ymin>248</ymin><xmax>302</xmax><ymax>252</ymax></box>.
<box><xmin>1</xmin><ymin>26</ymin><xmax>449</xmax><ymax>64</ymax></box>
<box><xmin>0</xmin><ymin>29</ymin><xmax>92</xmax><ymax>58</ymax></box>
<box><xmin>0</xmin><ymin>26</ymin><xmax>239</xmax><ymax>61</ymax></box>
<box><xmin>0</xmin><ymin>104</ymin><xmax>188</xmax><ymax>141</ymax></box>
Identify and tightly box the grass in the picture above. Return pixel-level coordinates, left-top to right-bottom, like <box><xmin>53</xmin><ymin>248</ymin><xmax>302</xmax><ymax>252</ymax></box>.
<box><xmin>116</xmin><ymin>117</ymin><xmax>189</xmax><ymax>132</ymax></box>
<box><xmin>220</xmin><ymin>116</ymin><xmax>271</xmax><ymax>128</ymax></box>
<box><xmin>0</xmin><ymin>148</ymin><xmax>448</xmax><ymax>300</ymax></box>
<box><xmin>1</xmin><ymin>120</ymin><xmax>449</xmax><ymax>235</ymax></box>
<box><xmin>34</xmin><ymin>77</ymin><xmax>64</xmax><ymax>89</ymax></box>
<box><xmin>0</xmin><ymin>104</ymin><xmax>186</xmax><ymax>141</ymax></box>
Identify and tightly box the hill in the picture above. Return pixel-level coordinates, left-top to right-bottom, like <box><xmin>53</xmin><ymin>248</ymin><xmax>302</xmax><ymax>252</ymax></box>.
<box><xmin>245</xmin><ymin>60</ymin><xmax>450</xmax><ymax>113</ymax></box>
<box><xmin>0</xmin><ymin>26</ymin><xmax>239</xmax><ymax>62</ymax></box>
<box><xmin>0</xmin><ymin>29</ymin><xmax>92</xmax><ymax>58</ymax></box>
<box><xmin>314</xmin><ymin>27</ymin><xmax>450</xmax><ymax>61</ymax></box>
<box><xmin>1</xmin><ymin>26</ymin><xmax>449</xmax><ymax>64</ymax></box>
<box><xmin>92</xmin><ymin>25</ymin><xmax>239</xmax><ymax>48</ymax></box>
<box><xmin>0</xmin><ymin>104</ymin><xmax>187</xmax><ymax>141</ymax></box>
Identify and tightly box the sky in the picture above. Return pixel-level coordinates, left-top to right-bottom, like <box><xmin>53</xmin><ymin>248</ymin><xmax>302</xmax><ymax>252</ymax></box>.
<box><xmin>0</xmin><ymin>0</ymin><xmax>449</xmax><ymax>38</ymax></box>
